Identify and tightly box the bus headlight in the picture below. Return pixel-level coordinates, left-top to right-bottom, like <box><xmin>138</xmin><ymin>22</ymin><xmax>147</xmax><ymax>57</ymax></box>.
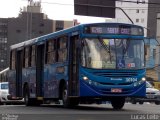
<box><xmin>133</xmin><ymin>77</ymin><xmax>146</xmax><ymax>87</ymax></box>
<box><xmin>141</xmin><ymin>77</ymin><xmax>146</xmax><ymax>81</ymax></box>
<box><xmin>82</xmin><ymin>76</ymin><xmax>99</xmax><ymax>86</ymax></box>
<box><xmin>83</xmin><ymin>76</ymin><xmax>88</xmax><ymax>81</ymax></box>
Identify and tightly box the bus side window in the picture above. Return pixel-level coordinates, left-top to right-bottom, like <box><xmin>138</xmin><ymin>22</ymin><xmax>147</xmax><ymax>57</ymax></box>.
<box><xmin>58</xmin><ymin>36</ymin><xmax>68</xmax><ymax>62</ymax></box>
<box><xmin>10</xmin><ymin>50</ymin><xmax>16</xmax><ymax>70</ymax></box>
<box><xmin>28</xmin><ymin>46</ymin><xmax>32</xmax><ymax>67</ymax></box>
<box><xmin>31</xmin><ymin>45</ymin><xmax>36</xmax><ymax>67</ymax></box>
<box><xmin>45</xmin><ymin>39</ymin><xmax>56</xmax><ymax>64</ymax></box>
<box><xmin>24</xmin><ymin>47</ymin><xmax>29</xmax><ymax>68</ymax></box>
<box><xmin>23</xmin><ymin>49</ymin><xmax>25</xmax><ymax>68</ymax></box>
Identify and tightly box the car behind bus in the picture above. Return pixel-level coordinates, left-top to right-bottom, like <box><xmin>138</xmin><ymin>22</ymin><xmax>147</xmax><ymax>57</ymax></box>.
<box><xmin>130</xmin><ymin>81</ymin><xmax>160</xmax><ymax>105</ymax></box>
<box><xmin>0</xmin><ymin>82</ymin><xmax>24</xmax><ymax>104</ymax></box>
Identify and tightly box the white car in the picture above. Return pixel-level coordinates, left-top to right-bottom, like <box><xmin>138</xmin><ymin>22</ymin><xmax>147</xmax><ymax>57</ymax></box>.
<box><xmin>130</xmin><ymin>81</ymin><xmax>160</xmax><ymax>105</ymax></box>
<box><xmin>0</xmin><ymin>82</ymin><xmax>24</xmax><ymax>104</ymax></box>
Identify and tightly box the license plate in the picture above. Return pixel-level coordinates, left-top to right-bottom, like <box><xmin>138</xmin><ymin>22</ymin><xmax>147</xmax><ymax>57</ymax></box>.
<box><xmin>111</xmin><ymin>88</ymin><xmax>122</xmax><ymax>93</ymax></box>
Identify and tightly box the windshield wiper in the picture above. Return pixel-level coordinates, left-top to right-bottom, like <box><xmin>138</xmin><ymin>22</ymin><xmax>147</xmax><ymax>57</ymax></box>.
<box><xmin>122</xmin><ymin>39</ymin><xmax>130</xmax><ymax>59</ymax></box>
<box><xmin>98</xmin><ymin>38</ymin><xmax>112</xmax><ymax>63</ymax></box>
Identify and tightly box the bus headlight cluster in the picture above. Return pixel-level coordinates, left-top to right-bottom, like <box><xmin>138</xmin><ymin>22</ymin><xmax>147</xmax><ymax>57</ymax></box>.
<box><xmin>82</xmin><ymin>76</ymin><xmax>99</xmax><ymax>86</ymax></box>
<box><xmin>133</xmin><ymin>77</ymin><xmax>146</xmax><ymax>87</ymax></box>
<box><xmin>83</xmin><ymin>76</ymin><xmax>88</xmax><ymax>81</ymax></box>
<box><xmin>141</xmin><ymin>77</ymin><xmax>146</xmax><ymax>81</ymax></box>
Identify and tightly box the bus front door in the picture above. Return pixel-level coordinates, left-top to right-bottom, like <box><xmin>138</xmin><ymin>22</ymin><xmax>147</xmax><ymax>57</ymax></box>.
<box><xmin>16</xmin><ymin>50</ymin><xmax>23</xmax><ymax>97</ymax></box>
<box><xmin>68</xmin><ymin>35</ymin><xmax>79</xmax><ymax>97</ymax></box>
<box><xmin>36</xmin><ymin>44</ymin><xmax>44</xmax><ymax>99</ymax></box>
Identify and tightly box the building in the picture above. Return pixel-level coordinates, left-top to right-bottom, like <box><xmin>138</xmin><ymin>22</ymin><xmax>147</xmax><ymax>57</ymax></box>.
<box><xmin>0</xmin><ymin>18</ymin><xmax>8</xmax><ymax>70</ymax></box>
<box><xmin>116</xmin><ymin>0</ymin><xmax>160</xmax><ymax>38</ymax></box>
<box><xmin>0</xmin><ymin>2</ymin><xmax>73</xmax><ymax>71</ymax></box>
<box><xmin>116</xmin><ymin>0</ymin><xmax>160</xmax><ymax>81</ymax></box>
<box><xmin>116</xmin><ymin>0</ymin><xmax>148</xmax><ymax>36</ymax></box>
<box><xmin>148</xmin><ymin>0</ymin><xmax>160</xmax><ymax>38</ymax></box>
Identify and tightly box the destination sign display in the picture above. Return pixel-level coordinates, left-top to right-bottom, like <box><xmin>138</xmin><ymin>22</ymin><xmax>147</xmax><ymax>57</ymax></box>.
<box><xmin>84</xmin><ymin>25</ymin><xmax>144</xmax><ymax>36</ymax></box>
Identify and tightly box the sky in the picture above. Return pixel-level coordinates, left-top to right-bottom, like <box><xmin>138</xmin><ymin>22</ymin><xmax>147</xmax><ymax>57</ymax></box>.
<box><xmin>0</xmin><ymin>0</ymin><xmax>108</xmax><ymax>23</ymax></box>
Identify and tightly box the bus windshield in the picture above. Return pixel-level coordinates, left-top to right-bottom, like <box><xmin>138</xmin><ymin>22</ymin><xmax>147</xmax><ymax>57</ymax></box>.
<box><xmin>81</xmin><ymin>38</ymin><xmax>144</xmax><ymax>69</ymax></box>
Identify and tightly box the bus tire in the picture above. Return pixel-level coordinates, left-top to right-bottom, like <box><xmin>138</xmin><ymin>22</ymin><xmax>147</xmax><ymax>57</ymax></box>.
<box><xmin>24</xmin><ymin>87</ymin><xmax>38</xmax><ymax>106</ymax></box>
<box><xmin>24</xmin><ymin>88</ymin><xmax>31</xmax><ymax>106</ymax></box>
<box><xmin>139</xmin><ymin>101</ymin><xmax>144</xmax><ymax>105</ymax></box>
<box><xmin>72</xmin><ymin>99</ymin><xmax>79</xmax><ymax>106</ymax></box>
<box><xmin>131</xmin><ymin>101</ymin><xmax>137</xmax><ymax>104</ymax></box>
<box><xmin>0</xmin><ymin>101</ymin><xmax>3</xmax><ymax>105</ymax></box>
<box><xmin>62</xmin><ymin>85</ymin><xmax>70</xmax><ymax>107</ymax></box>
<box><xmin>62</xmin><ymin>85</ymin><xmax>79</xmax><ymax>107</ymax></box>
<box><xmin>131</xmin><ymin>98</ymin><xmax>137</xmax><ymax>104</ymax></box>
<box><xmin>111</xmin><ymin>97</ymin><xmax>125</xmax><ymax>110</ymax></box>
<box><xmin>155</xmin><ymin>101</ymin><xmax>160</xmax><ymax>105</ymax></box>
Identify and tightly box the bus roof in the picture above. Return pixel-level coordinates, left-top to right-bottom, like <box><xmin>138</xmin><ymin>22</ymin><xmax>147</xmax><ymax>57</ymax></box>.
<box><xmin>10</xmin><ymin>22</ymin><xmax>143</xmax><ymax>50</ymax></box>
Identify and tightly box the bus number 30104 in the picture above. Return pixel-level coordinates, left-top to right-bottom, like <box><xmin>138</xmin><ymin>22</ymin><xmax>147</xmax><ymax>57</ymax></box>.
<box><xmin>126</xmin><ymin>78</ymin><xmax>137</xmax><ymax>82</ymax></box>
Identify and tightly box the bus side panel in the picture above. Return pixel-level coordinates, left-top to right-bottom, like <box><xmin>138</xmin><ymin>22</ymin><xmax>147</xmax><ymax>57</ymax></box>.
<box><xmin>8</xmin><ymin>70</ymin><xmax>16</xmax><ymax>97</ymax></box>
<box><xmin>44</xmin><ymin>65</ymin><xmax>58</xmax><ymax>98</ymax></box>
<box><xmin>43</xmin><ymin>64</ymin><xmax>68</xmax><ymax>98</ymax></box>
<box><xmin>22</xmin><ymin>68</ymin><xmax>36</xmax><ymax>98</ymax></box>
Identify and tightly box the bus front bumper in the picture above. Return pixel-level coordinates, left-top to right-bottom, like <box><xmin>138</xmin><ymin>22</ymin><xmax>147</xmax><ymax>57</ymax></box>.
<box><xmin>79</xmin><ymin>81</ymin><xmax>146</xmax><ymax>97</ymax></box>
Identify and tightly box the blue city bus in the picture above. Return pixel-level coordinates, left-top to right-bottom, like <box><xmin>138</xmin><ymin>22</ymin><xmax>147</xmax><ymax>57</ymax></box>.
<box><xmin>8</xmin><ymin>23</ymin><xmax>146</xmax><ymax>109</ymax></box>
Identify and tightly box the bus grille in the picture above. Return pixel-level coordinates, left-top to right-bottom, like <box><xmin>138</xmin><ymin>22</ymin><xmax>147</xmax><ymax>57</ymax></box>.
<box><xmin>99</xmin><ymin>82</ymin><xmax>133</xmax><ymax>85</ymax></box>
<box><xmin>92</xmin><ymin>71</ymin><xmax>138</xmax><ymax>78</ymax></box>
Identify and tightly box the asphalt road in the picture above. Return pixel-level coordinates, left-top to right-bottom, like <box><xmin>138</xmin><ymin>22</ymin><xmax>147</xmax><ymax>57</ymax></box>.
<box><xmin>0</xmin><ymin>103</ymin><xmax>159</xmax><ymax>120</ymax></box>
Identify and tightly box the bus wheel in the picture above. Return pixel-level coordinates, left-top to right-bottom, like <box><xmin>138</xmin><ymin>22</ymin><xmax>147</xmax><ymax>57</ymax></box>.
<box><xmin>62</xmin><ymin>86</ymin><xmax>70</xmax><ymax>107</ymax></box>
<box><xmin>61</xmin><ymin>85</ymin><xmax>79</xmax><ymax>107</ymax></box>
<box><xmin>0</xmin><ymin>101</ymin><xmax>3</xmax><ymax>105</ymax></box>
<box><xmin>111</xmin><ymin>97</ymin><xmax>125</xmax><ymax>110</ymax></box>
<box><xmin>139</xmin><ymin>101</ymin><xmax>144</xmax><ymax>105</ymax></box>
<box><xmin>24</xmin><ymin>89</ymin><xmax>31</xmax><ymax>106</ymax></box>
<box><xmin>131</xmin><ymin>98</ymin><xmax>137</xmax><ymax>104</ymax></box>
<box><xmin>131</xmin><ymin>101</ymin><xmax>137</xmax><ymax>104</ymax></box>
<box><xmin>24</xmin><ymin>87</ymin><xmax>35</xmax><ymax>106</ymax></box>
<box><xmin>155</xmin><ymin>101</ymin><xmax>160</xmax><ymax>105</ymax></box>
